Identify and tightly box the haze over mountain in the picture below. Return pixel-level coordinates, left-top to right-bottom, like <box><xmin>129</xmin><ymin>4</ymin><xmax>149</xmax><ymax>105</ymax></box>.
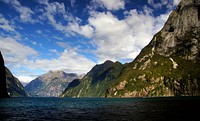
<box><xmin>25</xmin><ymin>70</ymin><xmax>79</xmax><ymax>97</ymax></box>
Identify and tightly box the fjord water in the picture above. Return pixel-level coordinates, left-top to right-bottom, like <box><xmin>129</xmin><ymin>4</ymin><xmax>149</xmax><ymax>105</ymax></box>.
<box><xmin>0</xmin><ymin>97</ymin><xmax>200</xmax><ymax>121</ymax></box>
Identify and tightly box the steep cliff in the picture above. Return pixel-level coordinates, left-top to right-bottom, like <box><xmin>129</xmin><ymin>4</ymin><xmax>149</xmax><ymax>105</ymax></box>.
<box><xmin>25</xmin><ymin>71</ymin><xmax>78</xmax><ymax>97</ymax></box>
<box><xmin>108</xmin><ymin>0</ymin><xmax>200</xmax><ymax>97</ymax></box>
<box><xmin>61</xmin><ymin>61</ymin><xmax>123</xmax><ymax>98</ymax></box>
<box><xmin>6</xmin><ymin>67</ymin><xmax>28</xmax><ymax>97</ymax></box>
<box><xmin>0</xmin><ymin>51</ymin><xmax>9</xmax><ymax>98</ymax></box>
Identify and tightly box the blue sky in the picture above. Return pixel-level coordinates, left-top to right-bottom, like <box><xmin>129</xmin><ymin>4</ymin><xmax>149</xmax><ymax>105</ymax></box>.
<box><xmin>0</xmin><ymin>0</ymin><xmax>180</xmax><ymax>84</ymax></box>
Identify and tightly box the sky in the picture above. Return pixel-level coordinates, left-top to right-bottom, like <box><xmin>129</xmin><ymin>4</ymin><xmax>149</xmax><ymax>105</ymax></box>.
<box><xmin>0</xmin><ymin>0</ymin><xmax>181</xmax><ymax>84</ymax></box>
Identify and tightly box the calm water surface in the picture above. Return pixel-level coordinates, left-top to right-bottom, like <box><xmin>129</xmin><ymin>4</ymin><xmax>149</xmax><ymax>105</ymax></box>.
<box><xmin>0</xmin><ymin>97</ymin><xmax>200</xmax><ymax>121</ymax></box>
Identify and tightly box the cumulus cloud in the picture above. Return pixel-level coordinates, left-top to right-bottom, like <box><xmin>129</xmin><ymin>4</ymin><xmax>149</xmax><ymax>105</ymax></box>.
<box><xmin>30</xmin><ymin>49</ymin><xmax>95</xmax><ymax>74</ymax></box>
<box><xmin>87</xmin><ymin>7</ymin><xmax>169</xmax><ymax>63</ymax></box>
<box><xmin>91</xmin><ymin>0</ymin><xmax>125</xmax><ymax>10</ymax></box>
<box><xmin>67</xmin><ymin>22</ymin><xmax>94</xmax><ymax>38</ymax></box>
<box><xmin>2</xmin><ymin>0</ymin><xmax>35</xmax><ymax>23</ymax></box>
<box><xmin>37</xmin><ymin>0</ymin><xmax>94</xmax><ymax>38</ymax></box>
<box><xmin>0</xmin><ymin>36</ymin><xmax>38</xmax><ymax>67</ymax></box>
<box><xmin>88</xmin><ymin>12</ymin><xmax>135</xmax><ymax>62</ymax></box>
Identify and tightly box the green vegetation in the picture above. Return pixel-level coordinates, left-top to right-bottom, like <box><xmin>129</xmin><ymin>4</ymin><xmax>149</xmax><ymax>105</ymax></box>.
<box><xmin>108</xmin><ymin>44</ymin><xmax>200</xmax><ymax>97</ymax></box>
<box><xmin>61</xmin><ymin>61</ymin><xmax>123</xmax><ymax>98</ymax></box>
<box><xmin>6</xmin><ymin>67</ymin><xmax>28</xmax><ymax>97</ymax></box>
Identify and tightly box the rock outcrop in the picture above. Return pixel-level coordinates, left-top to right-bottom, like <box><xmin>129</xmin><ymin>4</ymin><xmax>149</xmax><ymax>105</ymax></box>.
<box><xmin>0</xmin><ymin>51</ymin><xmax>9</xmax><ymax>98</ymax></box>
<box><xmin>61</xmin><ymin>60</ymin><xmax>123</xmax><ymax>98</ymax></box>
<box><xmin>25</xmin><ymin>71</ymin><xmax>79</xmax><ymax>97</ymax></box>
<box><xmin>107</xmin><ymin>0</ymin><xmax>200</xmax><ymax>97</ymax></box>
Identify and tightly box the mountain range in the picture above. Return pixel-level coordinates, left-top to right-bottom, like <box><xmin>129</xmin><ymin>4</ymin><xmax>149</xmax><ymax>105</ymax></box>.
<box><xmin>25</xmin><ymin>70</ymin><xmax>79</xmax><ymax>97</ymax></box>
<box><xmin>1</xmin><ymin>0</ymin><xmax>200</xmax><ymax>98</ymax></box>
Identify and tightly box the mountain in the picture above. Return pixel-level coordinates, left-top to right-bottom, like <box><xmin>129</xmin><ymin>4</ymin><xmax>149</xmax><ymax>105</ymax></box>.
<box><xmin>61</xmin><ymin>60</ymin><xmax>123</xmax><ymax>98</ymax></box>
<box><xmin>25</xmin><ymin>70</ymin><xmax>79</xmax><ymax>97</ymax></box>
<box><xmin>107</xmin><ymin>0</ymin><xmax>200</xmax><ymax>97</ymax></box>
<box><xmin>0</xmin><ymin>51</ymin><xmax>27</xmax><ymax>97</ymax></box>
<box><xmin>21</xmin><ymin>82</ymin><xmax>28</xmax><ymax>87</ymax></box>
<box><xmin>0</xmin><ymin>51</ymin><xmax>9</xmax><ymax>98</ymax></box>
<box><xmin>6</xmin><ymin>67</ymin><xmax>29</xmax><ymax>97</ymax></box>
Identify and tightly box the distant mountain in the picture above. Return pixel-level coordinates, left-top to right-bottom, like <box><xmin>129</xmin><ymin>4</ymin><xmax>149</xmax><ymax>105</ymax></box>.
<box><xmin>25</xmin><ymin>70</ymin><xmax>79</xmax><ymax>97</ymax></box>
<box><xmin>6</xmin><ymin>67</ymin><xmax>29</xmax><ymax>97</ymax></box>
<box><xmin>107</xmin><ymin>0</ymin><xmax>200</xmax><ymax>97</ymax></box>
<box><xmin>61</xmin><ymin>60</ymin><xmax>123</xmax><ymax>98</ymax></box>
<box><xmin>21</xmin><ymin>82</ymin><xmax>28</xmax><ymax>87</ymax></box>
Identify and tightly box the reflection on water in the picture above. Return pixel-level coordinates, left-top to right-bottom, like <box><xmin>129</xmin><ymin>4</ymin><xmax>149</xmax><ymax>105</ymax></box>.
<box><xmin>0</xmin><ymin>97</ymin><xmax>200</xmax><ymax>121</ymax></box>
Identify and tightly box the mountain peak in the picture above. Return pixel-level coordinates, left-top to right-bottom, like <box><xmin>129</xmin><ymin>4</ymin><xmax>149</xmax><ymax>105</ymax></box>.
<box><xmin>103</xmin><ymin>60</ymin><xmax>114</xmax><ymax>64</ymax></box>
<box><xmin>149</xmin><ymin>0</ymin><xmax>200</xmax><ymax>60</ymax></box>
<box><xmin>25</xmin><ymin>70</ymin><xmax>79</xmax><ymax>97</ymax></box>
<box><xmin>61</xmin><ymin>60</ymin><xmax>123</xmax><ymax>98</ymax></box>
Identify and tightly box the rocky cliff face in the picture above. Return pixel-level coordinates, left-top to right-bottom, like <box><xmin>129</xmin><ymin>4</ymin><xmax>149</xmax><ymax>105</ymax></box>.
<box><xmin>107</xmin><ymin>0</ymin><xmax>200</xmax><ymax>97</ymax></box>
<box><xmin>0</xmin><ymin>51</ymin><xmax>9</xmax><ymax>98</ymax></box>
<box><xmin>6</xmin><ymin>67</ymin><xmax>29</xmax><ymax>97</ymax></box>
<box><xmin>61</xmin><ymin>60</ymin><xmax>123</xmax><ymax>98</ymax></box>
<box><xmin>25</xmin><ymin>71</ymin><xmax>78</xmax><ymax>97</ymax></box>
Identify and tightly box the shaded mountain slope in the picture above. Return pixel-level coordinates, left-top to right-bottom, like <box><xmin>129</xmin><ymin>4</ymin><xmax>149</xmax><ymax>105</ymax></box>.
<box><xmin>6</xmin><ymin>67</ymin><xmax>28</xmax><ymax>97</ymax></box>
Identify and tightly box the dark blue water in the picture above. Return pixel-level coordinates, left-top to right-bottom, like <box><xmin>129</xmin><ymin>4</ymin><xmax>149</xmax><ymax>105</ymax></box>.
<box><xmin>0</xmin><ymin>97</ymin><xmax>200</xmax><ymax>121</ymax></box>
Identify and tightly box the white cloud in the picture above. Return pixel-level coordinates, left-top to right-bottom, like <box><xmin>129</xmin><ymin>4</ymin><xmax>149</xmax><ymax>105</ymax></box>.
<box><xmin>173</xmin><ymin>0</ymin><xmax>181</xmax><ymax>6</ymax></box>
<box><xmin>88</xmin><ymin>12</ymin><xmax>135</xmax><ymax>62</ymax></box>
<box><xmin>92</xmin><ymin>0</ymin><xmax>125</xmax><ymax>10</ymax></box>
<box><xmin>38</xmin><ymin>0</ymin><xmax>93</xmax><ymax>38</ymax></box>
<box><xmin>2</xmin><ymin>0</ymin><xmax>35</xmax><ymax>23</ymax></box>
<box><xmin>37</xmin><ymin>1</ymin><xmax>68</xmax><ymax>33</ymax></box>
<box><xmin>14</xmin><ymin>49</ymin><xmax>95</xmax><ymax>83</ymax></box>
<box><xmin>148</xmin><ymin>0</ymin><xmax>181</xmax><ymax>10</ymax></box>
<box><xmin>0</xmin><ymin>13</ymin><xmax>15</xmax><ymax>32</ymax></box>
<box><xmin>148</xmin><ymin>0</ymin><xmax>168</xmax><ymax>9</ymax></box>
<box><xmin>87</xmin><ymin>8</ymin><xmax>169</xmax><ymax>63</ymax></box>
<box><xmin>17</xmin><ymin>75</ymin><xmax>36</xmax><ymax>84</ymax></box>
<box><xmin>30</xmin><ymin>49</ymin><xmax>95</xmax><ymax>74</ymax></box>
<box><xmin>0</xmin><ymin>36</ymin><xmax>38</xmax><ymax>67</ymax></box>
<box><xmin>67</xmin><ymin>22</ymin><xmax>94</xmax><ymax>38</ymax></box>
